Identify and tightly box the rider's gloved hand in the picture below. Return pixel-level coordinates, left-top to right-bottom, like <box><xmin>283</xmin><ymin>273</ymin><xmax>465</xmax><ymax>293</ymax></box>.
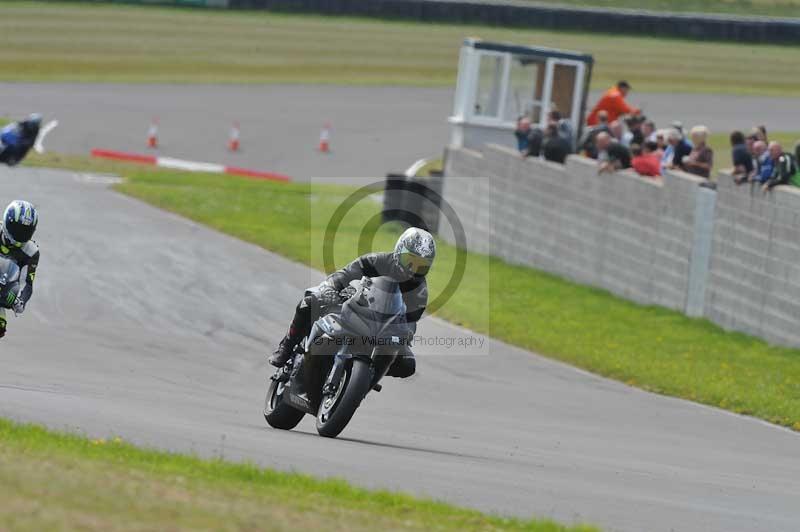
<box><xmin>318</xmin><ymin>283</ymin><xmax>342</xmax><ymax>306</ymax></box>
<box><xmin>340</xmin><ymin>285</ymin><xmax>357</xmax><ymax>300</ymax></box>
<box><xmin>12</xmin><ymin>297</ymin><xmax>25</xmax><ymax>315</ymax></box>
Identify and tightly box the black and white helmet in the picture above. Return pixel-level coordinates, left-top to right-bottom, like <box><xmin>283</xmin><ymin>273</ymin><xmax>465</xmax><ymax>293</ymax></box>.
<box><xmin>2</xmin><ymin>200</ymin><xmax>38</xmax><ymax>245</ymax></box>
<box><xmin>394</xmin><ymin>227</ymin><xmax>436</xmax><ymax>277</ymax></box>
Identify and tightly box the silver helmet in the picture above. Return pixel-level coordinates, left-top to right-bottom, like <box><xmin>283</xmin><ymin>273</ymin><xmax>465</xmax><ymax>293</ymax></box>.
<box><xmin>394</xmin><ymin>227</ymin><xmax>436</xmax><ymax>277</ymax></box>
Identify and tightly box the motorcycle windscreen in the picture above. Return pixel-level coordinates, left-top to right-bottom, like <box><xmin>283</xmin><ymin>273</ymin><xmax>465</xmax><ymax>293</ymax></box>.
<box><xmin>341</xmin><ymin>277</ymin><xmax>409</xmax><ymax>339</ymax></box>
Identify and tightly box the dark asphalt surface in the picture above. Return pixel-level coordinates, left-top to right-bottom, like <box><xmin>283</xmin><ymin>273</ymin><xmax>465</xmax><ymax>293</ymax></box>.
<box><xmin>0</xmin><ymin>166</ymin><xmax>798</xmax><ymax>532</ymax></box>
<box><xmin>2</xmin><ymin>83</ymin><xmax>798</xmax><ymax>180</ymax></box>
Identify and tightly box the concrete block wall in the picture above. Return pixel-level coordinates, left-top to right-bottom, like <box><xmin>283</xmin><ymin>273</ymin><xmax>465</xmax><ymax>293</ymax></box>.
<box><xmin>442</xmin><ymin>144</ymin><xmax>706</xmax><ymax>313</ymax></box>
<box><xmin>443</xmin><ymin>144</ymin><xmax>800</xmax><ymax>348</ymax></box>
<box><xmin>704</xmin><ymin>174</ymin><xmax>800</xmax><ymax>347</ymax></box>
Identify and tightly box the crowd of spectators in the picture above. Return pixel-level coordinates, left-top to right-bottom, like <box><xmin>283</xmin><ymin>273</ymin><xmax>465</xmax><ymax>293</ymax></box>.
<box><xmin>515</xmin><ymin>110</ymin><xmax>574</xmax><ymax>164</ymax></box>
<box><xmin>512</xmin><ymin>79</ymin><xmax>800</xmax><ymax>192</ymax></box>
<box><xmin>730</xmin><ymin>128</ymin><xmax>800</xmax><ymax>191</ymax></box>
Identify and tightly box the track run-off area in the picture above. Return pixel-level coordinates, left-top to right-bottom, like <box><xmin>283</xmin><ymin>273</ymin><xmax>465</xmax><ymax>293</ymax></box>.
<box><xmin>3</xmin><ymin>83</ymin><xmax>800</xmax><ymax>180</ymax></box>
<box><xmin>0</xmin><ymin>166</ymin><xmax>798</xmax><ymax>532</ymax></box>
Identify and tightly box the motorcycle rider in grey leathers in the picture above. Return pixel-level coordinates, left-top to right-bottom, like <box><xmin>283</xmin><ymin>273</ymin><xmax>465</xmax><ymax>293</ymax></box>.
<box><xmin>269</xmin><ymin>227</ymin><xmax>436</xmax><ymax>378</ymax></box>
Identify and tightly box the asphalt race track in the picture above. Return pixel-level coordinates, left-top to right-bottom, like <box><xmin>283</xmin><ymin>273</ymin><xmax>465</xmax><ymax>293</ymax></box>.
<box><xmin>1</xmin><ymin>166</ymin><xmax>798</xmax><ymax>532</ymax></box>
<box><xmin>2</xmin><ymin>83</ymin><xmax>799</xmax><ymax>180</ymax></box>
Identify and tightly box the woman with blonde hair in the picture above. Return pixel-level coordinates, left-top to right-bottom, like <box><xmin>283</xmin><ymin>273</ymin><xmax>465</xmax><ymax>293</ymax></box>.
<box><xmin>683</xmin><ymin>125</ymin><xmax>714</xmax><ymax>178</ymax></box>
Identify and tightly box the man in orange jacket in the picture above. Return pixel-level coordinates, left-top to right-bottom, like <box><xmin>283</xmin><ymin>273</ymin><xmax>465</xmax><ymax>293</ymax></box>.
<box><xmin>586</xmin><ymin>81</ymin><xmax>640</xmax><ymax>126</ymax></box>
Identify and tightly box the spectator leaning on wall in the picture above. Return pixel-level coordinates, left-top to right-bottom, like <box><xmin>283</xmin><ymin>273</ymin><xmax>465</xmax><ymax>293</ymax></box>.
<box><xmin>631</xmin><ymin>141</ymin><xmax>662</xmax><ymax>177</ymax></box>
<box><xmin>587</xmin><ymin>81</ymin><xmax>640</xmax><ymax>126</ymax></box>
<box><xmin>596</xmin><ymin>132</ymin><xmax>632</xmax><ymax>173</ymax></box>
<box><xmin>682</xmin><ymin>126</ymin><xmax>713</xmax><ymax>179</ymax></box>
<box><xmin>665</xmin><ymin>128</ymin><xmax>693</xmax><ymax>172</ymax></box>
<box><xmin>752</xmin><ymin>141</ymin><xmax>772</xmax><ymax>184</ymax></box>
<box><xmin>547</xmin><ymin>110</ymin><xmax>574</xmax><ymax>147</ymax></box>
<box><xmin>623</xmin><ymin>115</ymin><xmax>645</xmax><ymax>147</ymax></box>
<box><xmin>658</xmin><ymin>129</ymin><xmax>673</xmax><ymax>172</ymax></box>
<box><xmin>731</xmin><ymin>130</ymin><xmax>754</xmax><ymax>184</ymax></box>
<box><xmin>542</xmin><ymin>123</ymin><xmax>572</xmax><ymax>164</ymax></box>
<box><xmin>515</xmin><ymin>116</ymin><xmax>545</xmax><ymax>158</ymax></box>
<box><xmin>763</xmin><ymin>142</ymin><xmax>799</xmax><ymax>192</ymax></box>
<box><xmin>578</xmin><ymin>110</ymin><xmax>609</xmax><ymax>158</ymax></box>
<box><xmin>515</xmin><ymin>116</ymin><xmax>532</xmax><ymax>153</ymax></box>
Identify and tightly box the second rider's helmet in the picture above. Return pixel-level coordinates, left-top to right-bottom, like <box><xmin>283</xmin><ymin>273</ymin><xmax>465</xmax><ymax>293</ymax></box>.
<box><xmin>2</xmin><ymin>200</ymin><xmax>38</xmax><ymax>247</ymax></box>
<box><xmin>20</xmin><ymin>114</ymin><xmax>42</xmax><ymax>139</ymax></box>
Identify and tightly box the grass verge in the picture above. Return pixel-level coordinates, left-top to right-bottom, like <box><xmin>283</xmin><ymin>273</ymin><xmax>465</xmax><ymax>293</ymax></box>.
<box><xmin>0</xmin><ymin>417</ymin><xmax>595</xmax><ymax>531</ymax></box>
<box><xmin>2</xmin><ymin>1</ymin><xmax>800</xmax><ymax>96</ymax></box>
<box><xmin>25</xmin><ymin>152</ymin><xmax>800</xmax><ymax>430</ymax></box>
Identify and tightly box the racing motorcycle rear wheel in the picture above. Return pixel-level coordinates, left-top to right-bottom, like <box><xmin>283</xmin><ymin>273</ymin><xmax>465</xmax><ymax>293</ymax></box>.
<box><xmin>316</xmin><ymin>358</ymin><xmax>372</xmax><ymax>438</ymax></box>
<box><xmin>264</xmin><ymin>378</ymin><xmax>305</xmax><ymax>430</ymax></box>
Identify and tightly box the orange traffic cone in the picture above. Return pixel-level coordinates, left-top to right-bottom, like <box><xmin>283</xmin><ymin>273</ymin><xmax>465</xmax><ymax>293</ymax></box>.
<box><xmin>147</xmin><ymin>118</ymin><xmax>159</xmax><ymax>149</ymax></box>
<box><xmin>318</xmin><ymin>123</ymin><xmax>330</xmax><ymax>153</ymax></box>
<box><xmin>228</xmin><ymin>122</ymin><xmax>240</xmax><ymax>152</ymax></box>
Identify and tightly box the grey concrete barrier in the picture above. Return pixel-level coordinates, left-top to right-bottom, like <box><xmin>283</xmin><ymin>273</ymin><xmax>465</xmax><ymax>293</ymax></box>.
<box><xmin>227</xmin><ymin>0</ymin><xmax>800</xmax><ymax>44</ymax></box>
<box><xmin>705</xmin><ymin>173</ymin><xmax>800</xmax><ymax>347</ymax></box>
<box><xmin>443</xmin><ymin>144</ymin><xmax>800</xmax><ymax>349</ymax></box>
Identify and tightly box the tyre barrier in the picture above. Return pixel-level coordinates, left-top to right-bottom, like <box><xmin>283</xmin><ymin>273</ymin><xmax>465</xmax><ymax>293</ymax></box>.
<box><xmin>227</xmin><ymin>0</ymin><xmax>800</xmax><ymax>44</ymax></box>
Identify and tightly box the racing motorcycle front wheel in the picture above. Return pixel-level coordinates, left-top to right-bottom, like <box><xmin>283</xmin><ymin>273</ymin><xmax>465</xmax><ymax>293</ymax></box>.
<box><xmin>264</xmin><ymin>377</ymin><xmax>305</xmax><ymax>430</ymax></box>
<box><xmin>316</xmin><ymin>358</ymin><xmax>372</xmax><ymax>438</ymax></box>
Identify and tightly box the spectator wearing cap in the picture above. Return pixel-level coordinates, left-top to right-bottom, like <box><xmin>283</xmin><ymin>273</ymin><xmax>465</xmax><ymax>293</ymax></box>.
<box><xmin>682</xmin><ymin>125</ymin><xmax>714</xmax><ymax>179</ymax></box>
<box><xmin>763</xmin><ymin>141</ymin><xmax>799</xmax><ymax>191</ymax></box>
<box><xmin>586</xmin><ymin>81</ymin><xmax>640</xmax><ymax>126</ymax></box>
<box><xmin>542</xmin><ymin>123</ymin><xmax>572</xmax><ymax>164</ymax></box>
<box><xmin>665</xmin><ymin>127</ymin><xmax>693</xmax><ymax>172</ymax></box>
<box><xmin>631</xmin><ymin>141</ymin><xmax>662</xmax><ymax>177</ymax></box>
<box><xmin>596</xmin><ymin>132</ymin><xmax>632</xmax><ymax>173</ymax></box>
<box><xmin>730</xmin><ymin>130</ymin><xmax>754</xmax><ymax>184</ymax></box>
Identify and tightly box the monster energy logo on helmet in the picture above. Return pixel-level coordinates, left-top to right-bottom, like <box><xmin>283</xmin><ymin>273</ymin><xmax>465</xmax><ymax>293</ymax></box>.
<box><xmin>394</xmin><ymin>227</ymin><xmax>436</xmax><ymax>277</ymax></box>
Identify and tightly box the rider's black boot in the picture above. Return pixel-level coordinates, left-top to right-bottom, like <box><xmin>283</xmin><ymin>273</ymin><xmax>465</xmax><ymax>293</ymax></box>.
<box><xmin>268</xmin><ymin>334</ymin><xmax>297</xmax><ymax>367</ymax></box>
<box><xmin>386</xmin><ymin>353</ymin><xmax>416</xmax><ymax>378</ymax></box>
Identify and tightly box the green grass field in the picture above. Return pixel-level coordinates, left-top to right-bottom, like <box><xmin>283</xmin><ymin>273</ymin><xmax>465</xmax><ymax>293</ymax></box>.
<box><xmin>0</xmin><ymin>418</ymin><xmax>595</xmax><ymax>532</ymax></box>
<box><xmin>25</xmin><ymin>152</ymin><xmax>800</xmax><ymax>431</ymax></box>
<box><xmin>3</xmin><ymin>1</ymin><xmax>800</xmax><ymax>96</ymax></box>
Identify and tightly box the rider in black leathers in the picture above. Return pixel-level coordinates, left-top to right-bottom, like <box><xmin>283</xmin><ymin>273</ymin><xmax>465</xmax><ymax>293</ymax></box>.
<box><xmin>0</xmin><ymin>200</ymin><xmax>40</xmax><ymax>339</ymax></box>
<box><xmin>269</xmin><ymin>227</ymin><xmax>436</xmax><ymax>378</ymax></box>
